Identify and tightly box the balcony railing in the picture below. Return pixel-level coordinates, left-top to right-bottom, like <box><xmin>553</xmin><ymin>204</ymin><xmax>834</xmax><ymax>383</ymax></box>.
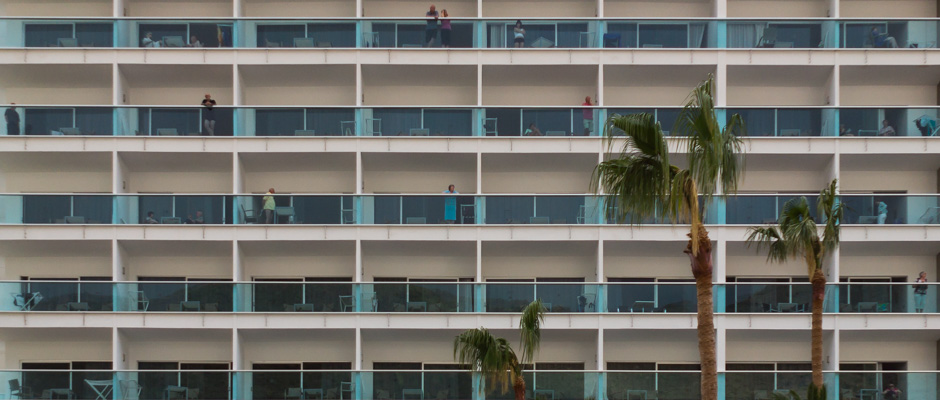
<box><xmin>2</xmin><ymin>369</ymin><xmax>938</xmax><ymax>399</ymax></box>
<box><xmin>6</xmin><ymin>281</ymin><xmax>939</xmax><ymax>315</ymax></box>
<box><xmin>3</xmin><ymin>18</ymin><xmax>940</xmax><ymax>49</ymax></box>
<box><xmin>1</xmin><ymin>194</ymin><xmax>937</xmax><ymax>226</ymax></box>
<box><xmin>5</xmin><ymin>106</ymin><xmax>940</xmax><ymax>137</ymax></box>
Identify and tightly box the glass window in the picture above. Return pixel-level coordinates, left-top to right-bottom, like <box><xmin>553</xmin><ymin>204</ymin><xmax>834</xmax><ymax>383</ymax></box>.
<box><xmin>728</xmin><ymin>109</ymin><xmax>775</xmax><ymax>137</ymax></box>
<box><xmin>424</xmin><ymin>109</ymin><xmax>472</xmax><ymax>136</ymax></box>
<box><xmin>606</xmin><ymin>23</ymin><xmax>638</xmax><ymax>48</ymax></box>
<box><xmin>146</xmin><ymin>108</ymin><xmax>201</xmax><ymax>136</ymax></box>
<box><xmin>25</xmin><ymin>24</ymin><xmax>72</xmax><ymax>47</ymax></box>
<box><xmin>257</xmin><ymin>24</ymin><xmax>305</xmax><ymax>47</ymax></box>
<box><xmin>308</xmin><ymin>23</ymin><xmax>356</xmax><ymax>48</ymax></box>
<box><xmin>372</xmin><ymin>109</ymin><xmax>421</xmax><ymax>136</ymax></box>
<box><xmin>75</xmin><ymin>108</ymin><xmax>113</xmax><ymax>135</ymax></box>
<box><xmin>769</xmin><ymin>23</ymin><xmax>821</xmax><ymax>48</ymax></box>
<box><xmin>484</xmin><ymin>108</ymin><xmax>521</xmax><ymax>136</ymax></box>
<box><xmin>75</xmin><ymin>23</ymin><xmax>113</xmax><ymax>47</ymax></box>
<box><xmin>639</xmin><ymin>24</ymin><xmax>688</xmax><ymax>48</ymax></box>
<box><xmin>522</xmin><ymin>109</ymin><xmax>571</xmax><ymax>135</ymax></box>
<box><xmin>23</xmin><ymin>108</ymin><xmax>72</xmax><ymax>135</ymax></box>
<box><xmin>557</xmin><ymin>23</ymin><xmax>589</xmax><ymax>48</ymax></box>
<box><xmin>308</xmin><ymin>108</ymin><xmax>355</xmax><ymax>136</ymax></box>
<box><xmin>256</xmin><ymin>109</ymin><xmax>304</xmax><ymax>136</ymax></box>
<box><xmin>23</xmin><ymin>195</ymin><xmax>70</xmax><ymax>223</ymax></box>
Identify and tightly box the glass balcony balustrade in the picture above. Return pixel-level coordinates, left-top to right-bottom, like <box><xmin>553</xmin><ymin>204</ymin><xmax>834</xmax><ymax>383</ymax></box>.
<box><xmin>1</xmin><ymin>194</ymin><xmax>937</xmax><ymax>226</ymax></box>
<box><xmin>7</xmin><ymin>281</ymin><xmax>939</xmax><ymax>314</ymax></box>
<box><xmin>2</xmin><ymin>370</ymin><xmax>939</xmax><ymax>399</ymax></box>
<box><xmin>4</xmin><ymin>18</ymin><xmax>940</xmax><ymax>49</ymax></box>
<box><xmin>4</xmin><ymin>106</ymin><xmax>940</xmax><ymax>138</ymax></box>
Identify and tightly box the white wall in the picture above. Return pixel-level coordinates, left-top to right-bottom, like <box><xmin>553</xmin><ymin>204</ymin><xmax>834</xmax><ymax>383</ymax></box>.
<box><xmin>482</xmin><ymin>242</ymin><xmax>597</xmax><ymax>280</ymax></box>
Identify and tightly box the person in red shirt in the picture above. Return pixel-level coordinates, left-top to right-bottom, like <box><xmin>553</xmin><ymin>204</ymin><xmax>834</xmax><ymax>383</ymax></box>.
<box><xmin>582</xmin><ymin>96</ymin><xmax>594</xmax><ymax>136</ymax></box>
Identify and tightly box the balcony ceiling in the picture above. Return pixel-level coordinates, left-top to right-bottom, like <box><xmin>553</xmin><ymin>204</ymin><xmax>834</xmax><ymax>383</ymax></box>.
<box><xmin>0</xmin><ymin>240</ymin><xmax>111</xmax><ymax>257</ymax></box>
<box><xmin>841</xmin><ymin>153</ymin><xmax>940</xmax><ymax>172</ymax></box>
<box><xmin>0</xmin><ymin>152</ymin><xmax>112</xmax><ymax>172</ymax></box>
<box><xmin>120</xmin><ymin>152</ymin><xmax>232</xmax><ymax>172</ymax></box>
<box><xmin>120</xmin><ymin>64</ymin><xmax>232</xmax><ymax>88</ymax></box>
<box><xmin>728</xmin><ymin>65</ymin><xmax>831</xmax><ymax>87</ymax></box>
<box><xmin>604</xmin><ymin>65</ymin><xmax>718</xmax><ymax>87</ymax></box>
<box><xmin>0</xmin><ymin>65</ymin><xmax>112</xmax><ymax>89</ymax></box>
<box><xmin>841</xmin><ymin>65</ymin><xmax>940</xmax><ymax>86</ymax></box>
<box><xmin>120</xmin><ymin>240</ymin><xmax>232</xmax><ymax>256</ymax></box>
<box><xmin>241</xmin><ymin>152</ymin><xmax>356</xmax><ymax>172</ymax></box>
<box><xmin>363</xmin><ymin>65</ymin><xmax>477</xmax><ymax>87</ymax></box>
<box><xmin>240</xmin><ymin>64</ymin><xmax>356</xmax><ymax>87</ymax></box>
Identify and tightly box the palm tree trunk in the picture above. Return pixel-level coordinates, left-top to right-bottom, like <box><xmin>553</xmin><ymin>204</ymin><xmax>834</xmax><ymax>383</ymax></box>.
<box><xmin>686</xmin><ymin>225</ymin><xmax>717</xmax><ymax>400</ymax></box>
<box><xmin>513</xmin><ymin>374</ymin><xmax>526</xmax><ymax>400</ymax></box>
<box><xmin>811</xmin><ymin>268</ymin><xmax>826</xmax><ymax>388</ymax></box>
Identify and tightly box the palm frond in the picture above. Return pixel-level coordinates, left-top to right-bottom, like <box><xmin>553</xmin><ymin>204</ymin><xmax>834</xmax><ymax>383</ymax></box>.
<box><xmin>592</xmin><ymin>113</ymin><xmax>672</xmax><ymax>224</ymax></box>
<box><xmin>779</xmin><ymin>197</ymin><xmax>822</xmax><ymax>276</ymax></box>
<box><xmin>674</xmin><ymin>74</ymin><xmax>745</xmax><ymax>213</ymax></box>
<box><xmin>454</xmin><ymin>328</ymin><xmax>519</xmax><ymax>395</ymax></box>
<box><xmin>745</xmin><ymin>225</ymin><xmax>790</xmax><ymax>264</ymax></box>
<box><xmin>518</xmin><ymin>299</ymin><xmax>545</xmax><ymax>366</ymax></box>
<box><xmin>817</xmin><ymin>179</ymin><xmax>843</xmax><ymax>257</ymax></box>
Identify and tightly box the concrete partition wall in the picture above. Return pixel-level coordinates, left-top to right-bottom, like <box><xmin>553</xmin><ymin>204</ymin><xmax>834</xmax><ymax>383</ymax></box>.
<box><xmin>840</xmin><ymin>0</ymin><xmax>937</xmax><ymax>17</ymax></box>
<box><xmin>728</xmin><ymin>66</ymin><xmax>832</xmax><ymax>106</ymax></box>
<box><xmin>123</xmin><ymin>329</ymin><xmax>232</xmax><ymax>367</ymax></box>
<box><xmin>482</xmin><ymin>0</ymin><xmax>596</xmax><ymax>17</ymax></box>
<box><xmin>738</xmin><ymin>155</ymin><xmax>835</xmax><ymax>193</ymax></box>
<box><xmin>124</xmin><ymin>0</ymin><xmax>233</xmax><ymax>17</ymax></box>
<box><xmin>0</xmin><ymin>329</ymin><xmax>113</xmax><ymax>369</ymax></box>
<box><xmin>241</xmin><ymin>330</ymin><xmax>355</xmax><ymax>366</ymax></box>
<box><xmin>603</xmin><ymin>241</ymin><xmax>694</xmax><ymax>279</ymax></box>
<box><xmin>121</xmin><ymin>241</ymin><xmax>233</xmax><ymax>279</ymax></box>
<box><xmin>840</xmin><ymin>66</ymin><xmax>940</xmax><ymax>106</ymax></box>
<box><xmin>0</xmin><ymin>240</ymin><xmax>113</xmax><ymax>279</ymax></box>
<box><xmin>727</xmin><ymin>0</ymin><xmax>828</xmax><ymax>17</ymax></box>
<box><xmin>604</xmin><ymin>66</ymin><xmax>716</xmax><ymax>107</ymax></box>
<box><xmin>120</xmin><ymin>65</ymin><xmax>233</xmax><ymax>106</ymax></box>
<box><xmin>362</xmin><ymin>241</ymin><xmax>476</xmax><ymax>280</ymax></box>
<box><xmin>366</xmin><ymin>0</ymin><xmax>476</xmax><ymax>17</ymax></box>
<box><xmin>120</xmin><ymin>152</ymin><xmax>233</xmax><ymax>193</ymax></box>
<box><xmin>0</xmin><ymin>0</ymin><xmax>113</xmax><ymax>16</ymax></box>
<box><xmin>483</xmin><ymin>66</ymin><xmax>597</xmax><ymax>106</ymax></box>
<box><xmin>482</xmin><ymin>241</ymin><xmax>598</xmax><ymax>280</ymax></box>
<box><xmin>242</xmin><ymin>0</ymin><xmax>356</xmax><ymax>17</ymax></box>
<box><xmin>240</xmin><ymin>65</ymin><xmax>357</xmax><ymax>106</ymax></box>
<box><xmin>362</xmin><ymin>153</ymin><xmax>477</xmax><ymax>193</ymax></box>
<box><xmin>240</xmin><ymin>153</ymin><xmax>357</xmax><ymax>193</ymax></box>
<box><xmin>481</xmin><ymin>154</ymin><xmax>596</xmax><ymax>194</ymax></box>
<box><xmin>0</xmin><ymin>65</ymin><xmax>113</xmax><ymax>105</ymax></box>
<box><xmin>605</xmin><ymin>0</ymin><xmax>713</xmax><ymax>17</ymax></box>
<box><xmin>363</xmin><ymin>66</ymin><xmax>478</xmax><ymax>106</ymax></box>
<box><xmin>240</xmin><ymin>241</ymin><xmax>356</xmax><ymax>279</ymax></box>
<box><xmin>0</xmin><ymin>152</ymin><xmax>113</xmax><ymax>193</ymax></box>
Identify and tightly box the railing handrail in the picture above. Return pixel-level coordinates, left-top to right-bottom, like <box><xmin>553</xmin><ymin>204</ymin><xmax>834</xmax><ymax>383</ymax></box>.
<box><xmin>5</xmin><ymin>280</ymin><xmax>938</xmax><ymax>285</ymax></box>
<box><xmin>6</xmin><ymin>16</ymin><xmax>940</xmax><ymax>21</ymax></box>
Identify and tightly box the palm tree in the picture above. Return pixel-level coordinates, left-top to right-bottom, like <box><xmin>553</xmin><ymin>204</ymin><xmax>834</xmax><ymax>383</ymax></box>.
<box><xmin>746</xmin><ymin>179</ymin><xmax>843</xmax><ymax>388</ymax></box>
<box><xmin>591</xmin><ymin>75</ymin><xmax>745</xmax><ymax>400</ymax></box>
<box><xmin>454</xmin><ymin>300</ymin><xmax>546</xmax><ymax>400</ymax></box>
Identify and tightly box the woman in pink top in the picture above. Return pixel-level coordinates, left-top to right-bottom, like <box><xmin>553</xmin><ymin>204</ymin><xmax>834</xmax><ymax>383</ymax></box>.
<box><xmin>440</xmin><ymin>10</ymin><xmax>452</xmax><ymax>48</ymax></box>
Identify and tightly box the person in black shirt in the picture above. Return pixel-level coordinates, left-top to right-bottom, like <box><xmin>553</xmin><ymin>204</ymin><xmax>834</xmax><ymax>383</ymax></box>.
<box><xmin>202</xmin><ymin>94</ymin><xmax>217</xmax><ymax>135</ymax></box>
<box><xmin>5</xmin><ymin>103</ymin><xmax>20</xmax><ymax>135</ymax></box>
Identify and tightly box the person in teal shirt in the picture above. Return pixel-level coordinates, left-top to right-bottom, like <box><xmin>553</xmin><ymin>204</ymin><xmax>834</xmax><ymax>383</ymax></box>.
<box><xmin>263</xmin><ymin>188</ymin><xmax>276</xmax><ymax>224</ymax></box>
<box><xmin>443</xmin><ymin>184</ymin><xmax>458</xmax><ymax>223</ymax></box>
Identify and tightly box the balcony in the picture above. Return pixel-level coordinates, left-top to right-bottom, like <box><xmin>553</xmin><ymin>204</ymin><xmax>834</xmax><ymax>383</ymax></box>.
<box><xmin>1</xmin><ymin>18</ymin><xmax>939</xmax><ymax>49</ymax></box>
<box><xmin>6</xmin><ymin>105</ymin><xmax>940</xmax><ymax>137</ymax></box>
<box><xmin>6</xmin><ymin>281</ymin><xmax>940</xmax><ymax>315</ymax></box>
<box><xmin>0</xmin><ymin>194</ymin><xmax>937</xmax><ymax>226</ymax></box>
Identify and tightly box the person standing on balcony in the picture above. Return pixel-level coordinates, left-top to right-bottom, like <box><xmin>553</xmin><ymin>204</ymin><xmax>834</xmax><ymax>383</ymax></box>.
<box><xmin>582</xmin><ymin>96</ymin><xmax>594</xmax><ymax>136</ymax></box>
<box><xmin>877</xmin><ymin>201</ymin><xmax>888</xmax><ymax>224</ymax></box>
<box><xmin>202</xmin><ymin>94</ymin><xmax>217</xmax><ymax>135</ymax></box>
<box><xmin>882</xmin><ymin>383</ymin><xmax>902</xmax><ymax>400</ymax></box>
<box><xmin>914</xmin><ymin>271</ymin><xmax>928</xmax><ymax>313</ymax></box>
<box><xmin>425</xmin><ymin>5</ymin><xmax>440</xmax><ymax>47</ymax></box>
<box><xmin>513</xmin><ymin>20</ymin><xmax>526</xmax><ymax>48</ymax></box>
<box><xmin>440</xmin><ymin>10</ymin><xmax>452</xmax><ymax>48</ymax></box>
<box><xmin>5</xmin><ymin>103</ymin><xmax>19</xmax><ymax>135</ymax></box>
<box><xmin>443</xmin><ymin>184</ymin><xmax>458</xmax><ymax>223</ymax></box>
<box><xmin>263</xmin><ymin>188</ymin><xmax>276</xmax><ymax>224</ymax></box>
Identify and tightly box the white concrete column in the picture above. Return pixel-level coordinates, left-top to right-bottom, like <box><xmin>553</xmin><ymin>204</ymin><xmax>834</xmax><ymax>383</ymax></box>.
<box><xmin>476</xmin><ymin>240</ymin><xmax>483</xmax><ymax>282</ymax></box>
<box><xmin>232</xmin><ymin>65</ymin><xmax>243</xmax><ymax>107</ymax></box>
<box><xmin>112</xmin><ymin>64</ymin><xmax>124</xmax><ymax>106</ymax></box>
<box><xmin>357</xmin><ymin>0</ymin><xmax>364</xmax><ymax>17</ymax></box>
<box><xmin>596</xmin><ymin>0</ymin><xmax>603</xmax><ymax>17</ymax></box>
<box><xmin>715</xmin><ymin>328</ymin><xmax>727</xmax><ymax>372</ymax></box>
<box><xmin>232</xmin><ymin>240</ymin><xmax>242</xmax><ymax>281</ymax></box>
<box><xmin>113</xmin><ymin>0</ymin><xmax>125</xmax><ymax>17</ymax></box>
<box><xmin>596</xmin><ymin>64</ymin><xmax>604</xmax><ymax>107</ymax></box>
<box><xmin>232</xmin><ymin>329</ymin><xmax>243</xmax><ymax>370</ymax></box>
<box><xmin>477</xmin><ymin>0</ymin><xmax>483</xmax><ymax>18</ymax></box>
<box><xmin>355</xmin><ymin>239</ymin><xmax>363</xmax><ymax>283</ymax></box>
<box><xmin>112</xmin><ymin>151</ymin><xmax>126</xmax><ymax>194</ymax></box>
<box><xmin>477</xmin><ymin>64</ymin><xmax>483</xmax><ymax>107</ymax></box>
<box><xmin>233</xmin><ymin>0</ymin><xmax>242</xmax><ymax>17</ymax></box>
<box><xmin>356</xmin><ymin>151</ymin><xmax>363</xmax><ymax>194</ymax></box>
<box><xmin>112</xmin><ymin>239</ymin><xmax>126</xmax><ymax>280</ymax></box>
<box><xmin>356</xmin><ymin>64</ymin><xmax>363</xmax><ymax>106</ymax></box>
<box><xmin>113</xmin><ymin>328</ymin><xmax>127</xmax><ymax>370</ymax></box>
<box><xmin>596</xmin><ymin>328</ymin><xmax>605</xmax><ymax>370</ymax></box>
<box><xmin>355</xmin><ymin>328</ymin><xmax>363</xmax><ymax>370</ymax></box>
<box><xmin>829</xmin><ymin>66</ymin><xmax>840</xmax><ymax>107</ymax></box>
<box><xmin>714</xmin><ymin>0</ymin><xmax>727</xmax><ymax>18</ymax></box>
<box><xmin>233</xmin><ymin>152</ymin><xmax>244</xmax><ymax>194</ymax></box>
<box><xmin>828</xmin><ymin>0</ymin><xmax>839</xmax><ymax>17</ymax></box>
<box><xmin>715</xmin><ymin>62</ymin><xmax>727</xmax><ymax>107</ymax></box>
<box><xmin>596</xmin><ymin>240</ymin><xmax>604</xmax><ymax>282</ymax></box>
<box><xmin>476</xmin><ymin>152</ymin><xmax>482</xmax><ymax>194</ymax></box>
<box><xmin>714</xmin><ymin>236</ymin><xmax>727</xmax><ymax>284</ymax></box>
<box><xmin>823</xmin><ymin>329</ymin><xmax>839</xmax><ymax>371</ymax></box>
